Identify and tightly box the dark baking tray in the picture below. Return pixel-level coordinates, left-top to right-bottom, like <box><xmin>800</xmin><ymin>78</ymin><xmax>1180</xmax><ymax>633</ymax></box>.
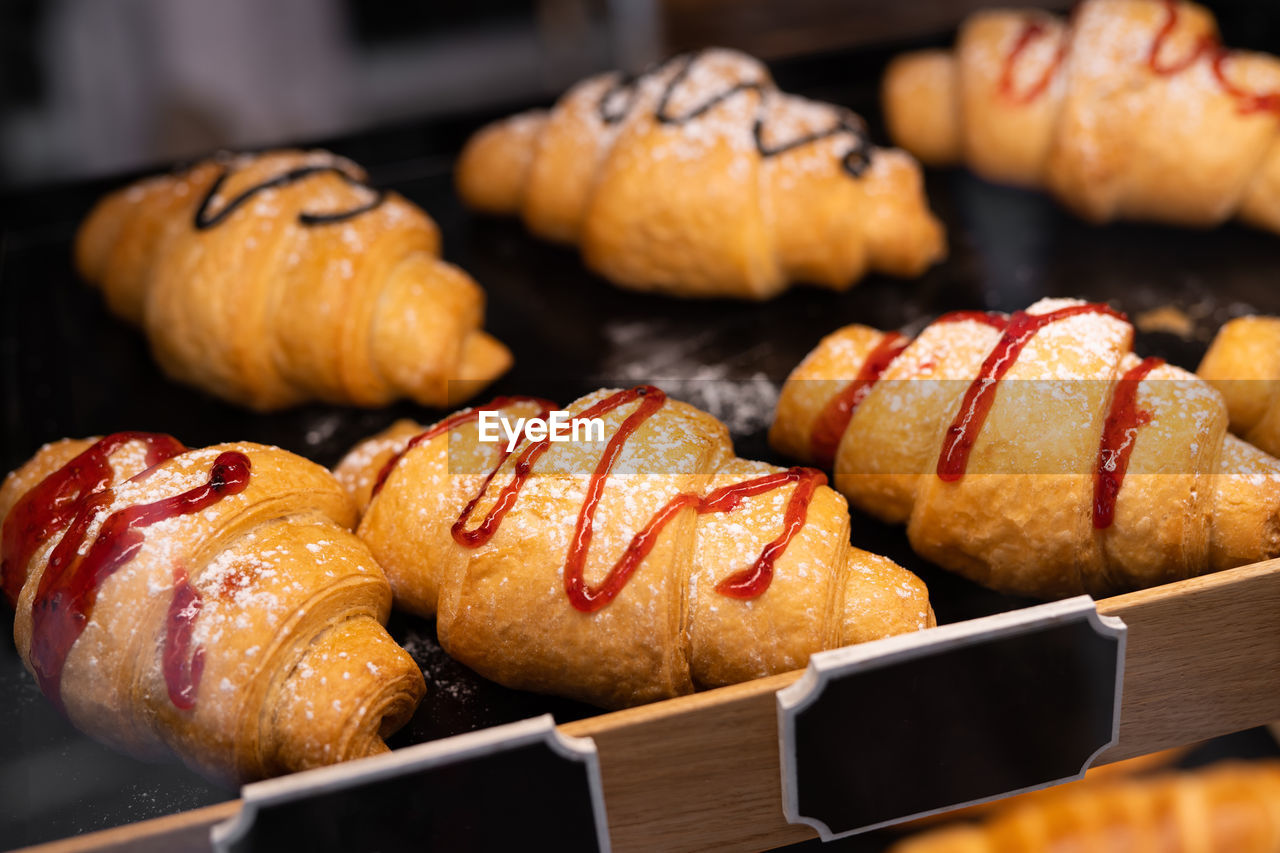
<box><xmin>3</xmin><ymin>36</ymin><xmax>1279</xmax><ymax>851</ymax></box>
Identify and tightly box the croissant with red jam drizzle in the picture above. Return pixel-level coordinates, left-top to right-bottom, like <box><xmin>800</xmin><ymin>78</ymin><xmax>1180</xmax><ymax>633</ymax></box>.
<box><xmin>772</xmin><ymin>298</ymin><xmax>1280</xmax><ymax>599</ymax></box>
<box><xmin>883</xmin><ymin>0</ymin><xmax>1280</xmax><ymax>232</ymax></box>
<box><xmin>335</xmin><ymin>387</ymin><xmax>933</xmax><ymax>709</ymax></box>
<box><xmin>0</xmin><ymin>434</ymin><xmax>424</xmax><ymax>784</ymax></box>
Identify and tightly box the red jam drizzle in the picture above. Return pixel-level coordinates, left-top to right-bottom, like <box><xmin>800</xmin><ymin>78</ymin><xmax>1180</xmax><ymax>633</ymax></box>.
<box><xmin>4</xmin><ymin>435</ymin><xmax>250</xmax><ymax>713</ymax></box>
<box><xmin>371</xmin><ymin>396</ymin><xmax>556</xmax><ymax>497</ymax></box>
<box><xmin>1147</xmin><ymin>0</ymin><xmax>1204</xmax><ymax>74</ymax></box>
<box><xmin>1148</xmin><ymin>0</ymin><xmax>1280</xmax><ymax>114</ymax></box>
<box><xmin>379</xmin><ymin>387</ymin><xmax>825</xmax><ymax>612</ymax></box>
<box><xmin>805</xmin><ymin>304</ymin><xmax>1160</xmax><ymax>519</ymax></box>
<box><xmin>998</xmin><ymin>19</ymin><xmax>1067</xmax><ymax>104</ymax></box>
<box><xmin>1000</xmin><ymin>0</ymin><xmax>1280</xmax><ymax>116</ymax></box>
<box><xmin>163</xmin><ymin>568</ymin><xmax>206</xmax><ymax>710</ymax></box>
<box><xmin>1</xmin><ymin>432</ymin><xmax>184</xmax><ymax>606</ymax></box>
<box><xmin>810</xmin><ymin>333</ymin><xmax>910</xmax><ymax>466</ymax></box>
<box><xmin>1093</xmin><ymin>357</ymin><xmax>1164</xmax><ymax>529</ymax></box>
<box><xmin>807</xmin><ymin>311</ymin><xmax>1008</xmax><ymax>467</ymax></box>
<box><xmin>1210</xmin><ymin>52</ymin><xmax>1280</xmax><ymax>115</ymax></box>
<box><xmin>451</xmin><ymin>388</ymin><xmax>666</xmax><ymax>552</ymax></box>
<box><xmin>937</xmin><ymin>304</ymin><xmax>1126</xmax><ymax>481</ymax></box>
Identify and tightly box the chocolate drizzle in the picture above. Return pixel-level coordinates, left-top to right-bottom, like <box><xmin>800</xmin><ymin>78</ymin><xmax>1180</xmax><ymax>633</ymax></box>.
<box><xmin>597</xmin><ymin>51</ymin><xmax>873</xmax><ymax>178</ymax></box>
<box><xmin>194</xmin><ymin>161</ymin><xmax>387</xmax><ymax>231</ymax></box>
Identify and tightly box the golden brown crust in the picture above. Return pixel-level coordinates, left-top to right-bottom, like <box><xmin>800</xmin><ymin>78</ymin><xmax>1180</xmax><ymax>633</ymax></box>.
<box><xmin>883</xmin><ymin>0</ymin><xmax>1280</xmax><ymax>232</ymax></box>
<box><xmin>1</xmin><ymin>437</ymin><xmax>424</xmax><ymax>784</ymax></box>
<box><xmin>1198</xmin><ymin>316</ymin><xmax>1280</xmax><ymax>458</ymax></box>
<box><xmin>889</xmin><ymin>761</ymin><xmax>1280</xmax><ymax>853</ymax></box>
<box><xmin>457</xmin><ymin>49</ymin><xmax>945</xmax><ymax>299</ymax></box>
<box><xmin>882</xmin><ymin>50</ymin><xmax>961</xmax><ymax>168</ymax></box>
<box><xmin>337</xmin><ymin>390</ymin><xmax>933</xmax><ymax>708</ymax></box>
<box><xmin>75</xmin><ymin>149</ymin><xmax>511</xmax><ymax>411</ymax></box>
<box><xmin>772</xmin><ymin>298</ymin><xmax>1280</xmax><ymax>598</ymax></box>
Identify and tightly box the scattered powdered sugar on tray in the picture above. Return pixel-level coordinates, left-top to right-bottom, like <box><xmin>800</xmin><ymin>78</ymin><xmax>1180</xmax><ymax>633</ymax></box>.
<box><xmin>398</xmin><ymin>630</ymin><xmax>480</xmax><ymax>705</ymax></box>
<box><xmin>596</xmin><ymin>318</ymin><xmax>781</xmax><ymax>435</ymax></box>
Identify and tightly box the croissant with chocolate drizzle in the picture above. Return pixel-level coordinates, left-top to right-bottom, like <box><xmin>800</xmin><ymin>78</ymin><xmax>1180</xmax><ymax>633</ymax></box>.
<box><xmin>335</xmin><ymin>387</ymin><xmax>933</xmax><ymax>709</ymax></box>
<box><xmin>772</xmin><ymin>299</ymin><xmax>1280</xmax><ymax>598</ymax></box>
<box><xmin>884</xmin><ymin>0</ymin><xmax>1280</xmax><ymax>232</ymax></box>
<box><xmin>75</xmin><ymin>149</ymin><xmax>511</xmax><ymax>410</ymax></box>
<box><xmin>0</xmin><ymin>434</ymin><xmax>424</xmax><ymax>784</ymax></box>
<box><xmin>456</xmin><ymin>48</ymin><xmax>945</xmax><ymax>299</ymax></box>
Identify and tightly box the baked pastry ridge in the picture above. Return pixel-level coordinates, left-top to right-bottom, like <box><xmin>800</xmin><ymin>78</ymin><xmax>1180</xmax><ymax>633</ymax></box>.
<box><xmin>1198</xmin><ymin>315</ymin><xmax>1280</xmax><ymax>458</ymax></box>
<box><xmin>0</xmin><ymin>433</ymin><xmax>425</xmax><ymax>784</ymax></box>
<box><xmin>772</xmin><ymin>298</ymin><xmax>1280</xmax><ymax>598</ymax></box>
<box><xmin>336</xmin><ymin>386</ymin><xmax>934</xmax><ymax>709</ymax></box>
<box><xmin>457</xmin><ymin>48</ymin><xmax>945</xmax><ymax>299</ymax></box>
<box><xmin>75</xmin><ymin>149</ymin><xmax>511</xmax><ymax>410</ymax></box>
<box><xmin>883</xmin><ymin>0</ymin><xmax>1280</xmax><ymax>232</ymax></box>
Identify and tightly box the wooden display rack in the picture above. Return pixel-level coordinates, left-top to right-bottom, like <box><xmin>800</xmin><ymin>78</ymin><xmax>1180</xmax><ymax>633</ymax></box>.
<box><xmin>18</xmin><ymin>557</ymin><xmax>1279</xmax><ymax>853</ymax></box>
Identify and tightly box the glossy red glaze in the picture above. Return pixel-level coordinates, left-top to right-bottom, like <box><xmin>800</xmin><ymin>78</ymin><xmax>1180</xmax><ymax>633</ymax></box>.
<box><xmin>18</xmin><ymin>441</ymin><xmax>249</xmax><ymax>712</ymax></box>
<box><xmin>708</xmin><ymin>468</ymin><xmax>826</xmax><ymax>599</ymax></box>
<box><xmin>937</xmin><ymin>304</ymin><xmax>1126</xmax><ymax>482</ymax></box>
<box><xmin>1146</xmin><ymin>0</ymin><xmax>1279</xmax><ymax>115</ymax></box>
<box><xmin>807</xmin><ymin>311</ymin><xmax>1009</xmax><ymax>470</ymax></box>
<box><xmin>1210</xmin><ymin>50</ymin><xmax>1280</xmax><ymax>115</ymax></box>
<box><xmin>998</xmin><ymin>1</ymin><xmax>1280</xmax><ymax>116</ymax></box>
<box><xmin>1093</xmin><ymin>357</ymin><xmax>1164</xmax><ymax>529</ymax></box>
<box><xmin>998</xmin><ymin>19</ymin><xmax>1066</xmax><ymax>104</ymax></box>
<box><xmin>371</xmin><ymin>396</ymin><xmax>557</xmax><ymax>497</ymax></box>
<box><xmin>163</xmin><ymin>568</ymin><xmax>206</xmax><ymax>710</ymax></box>
<box><xmin>448</xmin><ymin>388</ymin><xmax>645</xmax><ymax>551</ymax></box>
<box><xmin>428</xmin><ymin>386</ymin><xmax>824</xmax><ymax>612</ymax></box>
<box><xmin>810</xmin><ymin>332</ymin><xmax>910</xmax><ymax>466</ymax></box>
<box><xmin>1148</xmin><ymin>0</ymin><xmax>1206</xmax><ymax>74</ymax></box>
<box><xmin>1</xmin><ymin>432</ymin><xmax>185</xmax><ymax>606</ymax></box>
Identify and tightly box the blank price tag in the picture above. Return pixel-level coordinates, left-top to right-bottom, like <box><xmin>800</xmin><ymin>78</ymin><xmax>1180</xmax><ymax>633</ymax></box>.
<box><xmin>212</xmin><ymin>715</ymin><xmax>610</xmax><ymax>853</ymax></box>
<box><xmin>778</xmin><ymin>596</ymin><xmax>1125</xmax><ymax>840</ymax></box>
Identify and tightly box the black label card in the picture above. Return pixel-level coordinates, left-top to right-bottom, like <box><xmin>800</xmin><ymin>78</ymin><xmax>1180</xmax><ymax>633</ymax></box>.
<box><xmin>778</xmin><ymin>596</ymin><xmax>1125</xmax><ymax>840</ymax></box>
<box><xmin>212</xmin><ymin>715</ymin><xmax>610</xmax><ymax>853</ymax></box>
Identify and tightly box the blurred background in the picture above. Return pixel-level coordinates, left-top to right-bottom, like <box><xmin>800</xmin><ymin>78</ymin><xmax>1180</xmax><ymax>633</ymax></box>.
<box><xmin>2</xmin><ymin>0</ymin><xmax>1277</xmax><ymax>191</ymax></box>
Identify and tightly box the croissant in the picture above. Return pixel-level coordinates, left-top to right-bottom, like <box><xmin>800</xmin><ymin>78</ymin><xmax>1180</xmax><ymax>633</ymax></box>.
<box><xmin>0</xmin><ymin>433</ymin><xmax>425</xmax><ymax>784</ymax></box>
<box><xmin>1199</xmin><ymin>316</ymin><xmax>1280</xmax><ymax>458</ymax></box>
<box><xmin>771</xmin><ymin>298</ymin><xmax>1280</xmax><ymax>598</ymax></box>
<box><xmin>456</xmin><ymin>48</ymin><xmax>945</xmax><ymax>300</ymax></box>
<box><xmin>334</xmin><ymin>387</ymin><xmax>933</xmax><ymax>709</ymax></box>
<box><xmin>883</xmin><ymin>0</ymin><xmax>1280</xmax><ymax>232</ymax></box>
<box><xmin>889</xmin><ymin>761</ymin><xmax>1280</xmax><ymax>853</ymax></box>
<box><xmin>899</xmin><ymin>747</ymin><xmax>1188</xmax><ymax>830</ymax></box>
<box><xmin>75</xmin><ymin>149</ymin><xmax>511</xmax><ymax>410</ymax></box>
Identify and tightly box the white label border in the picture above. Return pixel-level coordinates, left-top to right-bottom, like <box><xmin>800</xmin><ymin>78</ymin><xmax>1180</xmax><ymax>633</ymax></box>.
<box><xmin>777</xmin><ymin>595</ymin><xmax>1126</xmax><ymax>841</ymax></box>
<box><xmin>211</xmin><ymin>714</ymin><xmax>611</xmax><ymax>852</ymax></box>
